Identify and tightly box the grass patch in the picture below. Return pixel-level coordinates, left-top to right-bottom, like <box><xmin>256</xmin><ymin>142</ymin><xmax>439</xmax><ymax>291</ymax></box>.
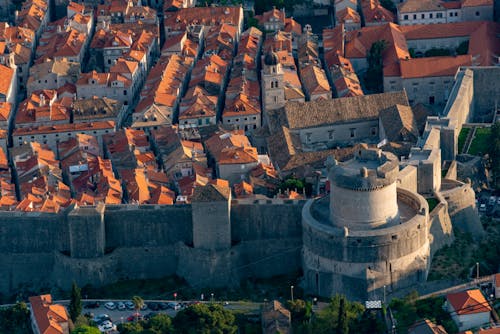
<box><xmin>469</xmin><ymin>127</ymin><xmax>491</xmax><ymax>156</ymax></box>
<box><xmin>458</xmin><ymin>127</ymin><xmax>470</xmax><ymax>154</ymax></box>
<box><xmin>426</xmin><ymin>198</ymin><xmax>439</xmax><ymax>212</ymax></box>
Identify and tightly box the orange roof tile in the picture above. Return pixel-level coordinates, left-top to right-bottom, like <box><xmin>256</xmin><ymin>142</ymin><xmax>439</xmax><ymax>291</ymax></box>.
<box><xmin>398</xmin><ymin>55</ymin><xmax>472</xmax><ymax>79</ymax></box>
<box><xmin>0</xmin><ymin>64</ymin><xmax>14</xmax><ymax>96</ymax></box>
<box><xmin>447</xmin><ymin>289</ymin><xmax>491</xmax><ymax>315</ymax></box>
<box><xmin>29</xmin><ymin>295</ymin><xmax>68</xmax><ymax>334</ymax></box>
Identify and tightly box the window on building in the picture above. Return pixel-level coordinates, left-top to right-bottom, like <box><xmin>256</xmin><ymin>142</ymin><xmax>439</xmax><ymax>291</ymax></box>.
<box><xmin>475</xmin><ymin>11</ymin><xmax>480</xmax><ymax>16</ymax></box>
<box><xmin>455</xmin><ymin>12</ymin><xmax>458</xmax><ymax>16</ymax></box>
<box><xmin>413</xmin><ymin>14</ymin><xmax>417</xmax><ymax>19</ymax></box>
<box><xmin>449</xmin><ymin>12</ymin><xmax>453</xmax><ymax>17</ymax></box>
<box><xmin>271</xmin><ymin>82</ymin><xmax>274</xmax><ymax>88</ymax></box>
<box><xmin>253</xmin><ymin>124</ymin><xmax>257</xmax><ymax>129</ymax></box>
<box><xmin>421</xmin><ymin>14</ymin><xmax>425</xmax><ymax>19</ymax></box>
<box><xmin>198</xmin><ymin>119</ymin><xmax>202</xmax><ymax>125</ymax></box>
<box><xmin>305</xmin><ymin>132</ymin><xmax>312</xmax><ymax>142</ymax></box>
<box><xmin>275</xmin><ymin>81</ymin><xmax>279</xmax><ymax>88</ymax></box>
<box><xmin>350</xmin><ymin>128</ymin><xmax>356</xmax><ymax>138</ymax></box>
<box><xmin>371</xmin><ymin>127</ymin><xmax>377</xmax><ymax>136</ymax></box>
<box><xmin>403</xmin><ymin>15</ymin><xmax>408</xmax><ymax>20</ymax></box>
<box><xmin>437</xmin><ymin>13</ymin><xmax>442</xmax><ymax>18</ymax></box>
<box><xmin>273</xmin><ymin>96</ymin><xmax>278</xmax><ymax>103</ymax></box>
<box><xmin>429</xmin><ymin>13</ymin><xmax>433</xmax><ymax>18</ymax></box>
<box><xmin>123</xmin><ymin>90</ymin><xmax>127</xmax><ymax>95</ymax></box>
<box><xmin>206</xmin><ymin>118</ymin><xmax>210</xmax><ymax>124</ymax></box>
<box><xmin>429</xmin><ymin>96</ymin><xmax>435</xmax><ymax>105</ymax></box>
<box><xmin>328</xmin><ymin>130</ymin><xmax>334</xmax><ymax>140</ymax></box>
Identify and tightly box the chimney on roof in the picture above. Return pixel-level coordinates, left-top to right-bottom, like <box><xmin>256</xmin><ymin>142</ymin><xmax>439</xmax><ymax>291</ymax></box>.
<box><xmin>39</xmin><ymin>94</ymin><xmax>46</xmax><ymax>107</ymax></box>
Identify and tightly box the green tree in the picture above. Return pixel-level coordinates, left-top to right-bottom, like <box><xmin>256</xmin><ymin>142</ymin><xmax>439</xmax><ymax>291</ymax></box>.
<box><xmin>312</xmin><ymin>295</ymin><xmax>364</xmax><ymax>334</ymax></box>
<box><xmin>174</xmin><ymin>303</ymin><xmax>237</xmax><ymax>334</ymax></box>
<box><xmin>287</xmin><ymin>299</ymin><xmax>312</xmax><ymax>324</ymax></box>
<box><xmin>72</xmin><ymin>325</ymin><xmax>101</xmax><ymax>334</ymax></box>
<box><xmin>147</xmin><ymin>314</ymin><xmax>174</xmax><ymax>333</ymax></box>
<box><xmin>336</xmin><ymin>296</ymin><xmax>348</xmax><ymax>334</ymax></box>
<box><xmin>0</xmin><ymin>302</ymin><xmax>31</xmax><ymax>334</ymax></box>
<box><xmin>69</xmin><ymin>281</ymin><xmax>83</xmax><ymax>322</ymax></box>
<box><xmin>118</xmin><ymin>322</ymin><xmax>144</xmax><ymax>334</ymax></box>
<box><xmin>132</xmin><ymin>295</ymin><xmax>145</xmax><ymax>321</ymax></box>
<box><xmin>364</xmin><ymin>40</ymin><xmax>387</xmax><ymax>93</ymax></box>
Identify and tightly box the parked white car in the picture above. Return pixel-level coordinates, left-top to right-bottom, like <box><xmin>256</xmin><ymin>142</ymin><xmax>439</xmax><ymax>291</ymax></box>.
<box><xmin>117</xmin><ymin>302</ymin><xmax>126</xmax><ymax>310</ymax></box>
<box><xmin>98</xmin><ymin>320</ymin><xmax>116</xmax><ymax>332</ymax></box>
<box><xmin>479</xmin><ymin>203</ymin><xmax>487</xmax><ymax>212</ymax></box>
<box><xmin>104</xmin><ymin>302</ymin><xmax>116</xmax><ymax>310</ymax></box>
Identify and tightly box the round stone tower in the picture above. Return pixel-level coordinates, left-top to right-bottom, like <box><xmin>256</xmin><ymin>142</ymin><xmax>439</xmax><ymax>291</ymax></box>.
<box><xmin>302</xmin><ymin>147</ymin><xmax>430</xmax><ymax>301</ymax></box>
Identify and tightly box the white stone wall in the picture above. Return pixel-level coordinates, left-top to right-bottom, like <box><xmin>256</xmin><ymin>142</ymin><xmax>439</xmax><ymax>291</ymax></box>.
<box><xmin>401</xmin><ymin>75</ymin><xmax>455</xmax><ymax>106</ymax></box>
<box><xmin>223</xmin><ymin>114</ymin><xmax>261</xmax><ymax>132</ymax></box>
<box><xmin>297</xmin><ymin>119</ymin><xmax>380</xmax><ymax>148</ymax></box>
<box><xmin>330</xmin><ymin>183</ymin><xmax>399</xmax><ymax>227</ymax></box>
<box><xmin>406</xmin><ymin>36</ymin><xmax>468</xmax><ymax>54</ymax></box>
<box><xmin>13</xmin><ymin>127</ymin><xmax>114</xmax><ymax>152</ymax></box>
<box><xmin>398</xmin><ymin>10</ymin><xmax>447</xmax><ymax>25</ymax></box>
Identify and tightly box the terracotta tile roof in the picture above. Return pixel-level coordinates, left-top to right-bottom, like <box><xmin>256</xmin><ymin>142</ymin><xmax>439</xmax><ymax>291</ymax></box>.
<box><xmin>191</xmin><ymin>182</ymin><xmax>230</xmax><ymax>202</ymax></box>
<box><xmin>0</xmin><ymin>64</ymin><xmax>14</xmax><ymax>96</ymax></box>
<box><xmin>379</xmin><ymin>104</ymin><xmax>419</xmax><ymax>143</ymax></box>
<box><xmin>336</xmin><ymin>7</ymin><xmax>361</xmax><ymax>23</ymax></box>
<box><xmin>223</xmin><ymin>93</ymin><xmax>261</xmax><ymax>117</ymax></box>
<box><xmin>398</xmin><ymin>55</ymin><xmax>472</xmax><ymax>79</ymax></box>
<box><xmin>217</xmin><ymin>146</ymin><xmax>258</xmax><ymax>165</ymax></box>
<box><xmin>479</xmin><ymin>328</ymin><xmax>500</xmax><ymax>334</ymax></box>
<box><xmin>148</xmin><ymin>184</ymin><xmax>175</xmax><ymax>204</ymax></box>
<box><xmin>468</xmin><ymin>22</ymin><xmax>500</xmax><ymax>66</ymax></box>
<box><xmin>256</xmin><ymin>8</ymin><xmax>285</xmax><ymax>26</ymax></box>
<box><xmin>401</xmin><ymin>21</ymin><xmax>483</xmax><ymax>40</ymax></box>
<box><xmin>233</xmin><ymin>180</ymin><xmax>253</xmax><ymax>198</ymax></box>
<box><xmin>29</xmin><ymin>294</ymin><xmax>68</xmax><ymax>334</ymax></box>
<box><xmin>14</xmin><ymin>121</ymin><xmax>115</xmax><ymax>137</ymax></box>
<box><xmin>299</xmin><ymin>64</ymin><xmax>331</xmax><ymax>97</ymax></box>
<box><xmin>163</xmin><ymin>6</ymin><xmax>242</xmax><ymax>33</ymax></box>
<box><xmin>362</xmin><ymin>0</ymin><xmax>395</xmax><ymax>23</ymax></box>
<box><xmin>0</xmin><ymin>102</ymin><xmax>12</xmax><ymax>122</ymax></box>
<box><xmin>269</xmin><ymin>91</ymin><xmax>409</xmax><ymax>130</ymax></box>
<box><xmin>205</xmin><ymin>129</ymin><xmax>252</xmax><ymax>158</ymax></box>
<box><xmin>447</xmin><ymin>289</ymin><xmax>491</xmax><ymax>315</ymax></box>
<box><xmin>398</xmin><ymin>0</ymin><xmax>444</xmax><ymax>13</ymax></box>
<box><xmin>408</xmin><ymin>319</ymin><xmax>448</xmax><ymax>334</ymax></box>
<box><xmin>461</xmin><ymin>0</ymin><xmax>493</xmax><ymax>7</ymax></box>
<box><xmin>121</xmin><ymin>168</ymin><xmax>151</xmax><ymax>204</ymax></box>
<box><xmin>284</xmin><ymin>17</ymin><xmax>301</xmax><ymax>35</ymax></box>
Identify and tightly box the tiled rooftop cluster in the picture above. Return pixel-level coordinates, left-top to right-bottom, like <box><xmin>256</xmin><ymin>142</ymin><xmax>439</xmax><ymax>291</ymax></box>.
<box><xmin>222</xmin><ymin>27</ymin><xmax>263</xmax><ymax>131</ymax></box>
<box><xmin>323</xmin><ymin>28</ymin><xmax>364</xmax><ymax>98</ymax></box>
<box><xmin>297</xmin><ymin>32</ymin><xmax>331</xmax><ymax>101</ymax></box>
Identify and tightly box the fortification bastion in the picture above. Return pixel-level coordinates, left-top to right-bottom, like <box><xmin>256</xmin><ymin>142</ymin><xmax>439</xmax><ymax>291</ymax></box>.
<box><xmin>302</xmin><ymin>147</ymin><xmax>431</xmax><ymax>300</ymax></box>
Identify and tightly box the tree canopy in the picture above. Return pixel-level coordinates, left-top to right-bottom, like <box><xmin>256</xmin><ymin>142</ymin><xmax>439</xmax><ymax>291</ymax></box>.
<box><xmin>174</xmin><ymin>303</ymin><xmax>237</xmax><ymax>334</ymax></box>
<box><xmin>72</xmin><ymin>325</ymin><xmax>101</xmax><ymax>334</ymax></box>
<box><xmin>69</xmin><ymin>281</ymin><xmax>82</xmax><ymax>322</ymax></box>
<box><xmin>364</xmin><ymin>40</ymin><xmax>387</xmax><ymax>93</ymax></box>
<box><xmin>0</xmin><ymin>302</ymin><xmax>32</xmax><ymax>334</ymax></box>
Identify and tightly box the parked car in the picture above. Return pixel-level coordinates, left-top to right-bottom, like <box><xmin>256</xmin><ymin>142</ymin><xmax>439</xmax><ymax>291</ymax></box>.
<box><xmin>125</xmin><ymin>301</ymin><xmax>135</xmax><ymax>310</ymax></box>
<box><xmin>127</xmin><ymin>313</ymin><xmax>143</xmax><ymax>322</ymax></box>
<box><xmin>104</xmin><ymin>302</ymin><xmax>116</xmax><ymax>310</ymax></box>
<box><xmin>489</xmin><ymin>196</ymin><xmax>496</xmax><ymax>205</ymax></box>
<box><xmin>117</xmin><ymin>302</ymin><xmax>126</xmax><ymax>311</ymax></box>
<box><xmin>479</xmin><ymin>203</ymin><xmax>487</xmax><ymax>212</ymax></box>
<box><xmin>98</xmin><ymin>320</ymin><xmax>116</xmax><ymax>332</ymax></box>
<box><xmin>93</xmin><ymin>314</ymin><xmax>111</xmax><ymax>324</ymax></box>
<box><xmin>141</xmin><ymin>303</ymin><xmax>148</xmax><ymax>310</ymax></box>
<box><xmin>168</xmin><ymin>302</ymin><xmax>181</xmax><ymax>310</ymax></box>
<box><xmin>84</xmin><ymin>301</ymin><xmax>100</xmax><ymax>309</ymax></box>
<box><xmin>149</xmin><ymin>302</ymin><xmax>159</xmax><ymax>311</ymax></box>
<box><xmin>158</xmin><ymin>302</ymin><xmax>168</xmax><ymax>310</ymax></box>
<box><xmin>144</xmin><ymin>312</ymin><xmax>158</xmax><ymax>320</ymax></box>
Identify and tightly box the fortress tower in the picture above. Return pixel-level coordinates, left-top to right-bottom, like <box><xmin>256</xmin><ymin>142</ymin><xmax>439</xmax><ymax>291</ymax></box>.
<box><xmin>302</xmin><ymin>147</ymin><xmax>431</xmax><ymax>300</ymax></box>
